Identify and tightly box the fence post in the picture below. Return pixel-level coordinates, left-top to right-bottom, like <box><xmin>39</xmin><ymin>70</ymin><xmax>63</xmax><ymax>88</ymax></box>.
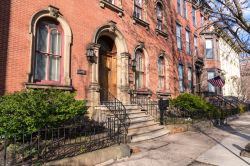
<box><xmin>4</xmin><ymin>135</ymin><xmax>7</xmax><ymax>166</ymax></box>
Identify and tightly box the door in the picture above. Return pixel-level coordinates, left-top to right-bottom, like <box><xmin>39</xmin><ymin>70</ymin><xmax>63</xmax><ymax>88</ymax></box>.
<box><xmin>98</xmin><ymin>36</ymin><xmax>117</xmax><ymax>101</ymax></box>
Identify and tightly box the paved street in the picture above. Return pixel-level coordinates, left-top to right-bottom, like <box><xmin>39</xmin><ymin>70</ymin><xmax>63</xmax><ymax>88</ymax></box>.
<box><xmin>105</xmin><ymin>112</ymin><xmax>250</xmax><ymax>166</ymax></box>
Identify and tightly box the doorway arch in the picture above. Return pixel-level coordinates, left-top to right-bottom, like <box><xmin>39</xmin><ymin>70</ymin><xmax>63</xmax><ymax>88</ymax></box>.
<box><xmin>89</xmin><ymin>21</ymin><xmax>130</xmax><ymax>104</ymax></box>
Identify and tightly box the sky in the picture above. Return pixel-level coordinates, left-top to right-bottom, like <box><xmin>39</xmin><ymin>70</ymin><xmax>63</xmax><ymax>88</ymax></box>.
<box><xmin>243</xmin><ymin>1</ymin><xmax>250</xmax><ymax>21</ymax></box>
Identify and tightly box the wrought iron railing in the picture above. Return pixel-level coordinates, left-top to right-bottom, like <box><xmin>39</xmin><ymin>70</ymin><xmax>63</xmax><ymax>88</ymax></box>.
<box><xmin>99</xmin><ymin>88</ymin><xmax>130</xmax><ymax>143</ymax></box>
<box><xmin>130</xmin><ymin>91</ymin><xmax>159</xmax><ymax>121</ymax></box>
<box><xmin>0</xmin><ymin>116</ymin><xmax>120</xmax><ymax>166</ymax></box>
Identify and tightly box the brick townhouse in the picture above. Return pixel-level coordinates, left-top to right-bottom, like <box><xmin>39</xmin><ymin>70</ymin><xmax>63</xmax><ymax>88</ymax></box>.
<box><xmin>0</xmin><ymin>0</ymin><xmax>221</xmax><ymax>111</ymax></box>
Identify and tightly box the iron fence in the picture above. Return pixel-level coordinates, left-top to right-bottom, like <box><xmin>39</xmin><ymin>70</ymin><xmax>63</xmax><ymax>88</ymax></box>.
<box><xmin>130</xmin><ymin>93</ymin><xmax>159</xmax><ymax>121</ymax></box>
<box><xmin>0</xmin><ymin>116</ymin><xmax>122</xmax><ymax>166</ymax></box>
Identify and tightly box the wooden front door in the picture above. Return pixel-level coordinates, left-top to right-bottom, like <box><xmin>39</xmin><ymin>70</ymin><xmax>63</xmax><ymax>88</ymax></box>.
<box><xmin>98</xmin><ymin>36</ymin><xmax>117</xmax><ymax>101</ymax></box>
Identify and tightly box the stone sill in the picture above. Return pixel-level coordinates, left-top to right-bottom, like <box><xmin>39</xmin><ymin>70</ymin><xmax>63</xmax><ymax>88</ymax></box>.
<box><xmin>25</xmin><ymin>83</ymin><xmax>73</xmax><ymax>91</ymax></box>
<box><xmin>133</xmin><ymin>89</ymin><xmax>152</xmax><ymax>96</ymax></box>
<box><xmin>132</xmin><ymin>16</ymin><xmax>150</xmax><ymax>30</ymax></box>
<box><xmin>156</xmin><ymin>91</ymin><xmax>171</xmax><ymax>97</ymax></box>
<box><xmin>100</xmin><ymin>0</ymin><xmax>124</xmax><ymax>17</ymax></box>
<box><xmin>155</xmin><ymin>29</ymin><xmax>168</xmax><ymax>39</ymax></box>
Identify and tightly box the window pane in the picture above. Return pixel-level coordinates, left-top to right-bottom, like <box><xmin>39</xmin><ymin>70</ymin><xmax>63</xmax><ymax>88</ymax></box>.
<box><xmin>206</xmin><ymin>39</ymin><xmax>213</xmax><ymax>58</ymax></box>
<box><xmin>176</xmin><ymin>24</ymin><xmax>182</xmax><ymax>49</ymax></box>
<box><xmin>37</xmin><ymin>25</ymin><xmax>48</xmax><ymax>52</ymax></box>
<box><xmin>177</xmin><ymin>0</ymin><xmax>181</xmax><ymax>14</ymax></box>
<box><xmin>156</xmin><ymin>5</ymin><xmax>162</xmax><ymax>19</ymax></box>
<box><xmin>135</xmin><ymin>0</ymin><xmax>142</xmax><ymax>6</ymax></box>
<box><xmin>192</xmin><ymin>7</ymin><xmax>196</xmax><ymax>25</ymax></box>
<box><xmin>35</xmin><ymin>53</ymin><xmax>47</xmax><ymax>80</ymax></box>
<box><xmin>50</xmin><ymin>30</ymin><xmax>61</xmax><ymax>55</ymax></box>
<box><xmin>135</xmin><ymin>50</ymin><xmax>144</xmax><ymax>89</ymax></box>
<box><xmin>183</xmin><ymin>0</ymin><xmax>186</xmax><ymax>18</ymax></box>
<box><xmin>208</xmin><ymin>72</ymin><xmax>215</xmax><ymax>92</ymax></box>
<box><xmin>188</xmin><ymin>68</ymin><xmax>192</xmax><ymax>89</ymax></box>
<box><xmin>178</xmin><ymin>65</ymin><xmax>184</xmax><ymax>92</ymax></box>
<box><xmin>49</xmin><ymin>56</ymin><xmax>60</xmax><ymax>81</ymax></box>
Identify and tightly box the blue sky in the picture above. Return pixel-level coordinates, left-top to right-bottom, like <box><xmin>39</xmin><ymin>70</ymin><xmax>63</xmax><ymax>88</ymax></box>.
<box><xmin>244</xmin><ymin>1</ymin><xmax>250</xmax><ymax>20</ymax></box>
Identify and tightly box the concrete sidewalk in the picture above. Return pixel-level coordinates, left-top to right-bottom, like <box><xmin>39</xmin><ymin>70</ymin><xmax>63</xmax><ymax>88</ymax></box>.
<box><xmin>104</xmin><ymin>112</ymin><xmax>250</xmax><ymax>166</ymax></box>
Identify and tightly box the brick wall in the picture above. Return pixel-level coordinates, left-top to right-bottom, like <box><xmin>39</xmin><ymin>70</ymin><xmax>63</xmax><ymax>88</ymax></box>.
<box><xmin>0</xmin><ymin>0</ymin><xmax>206</xmax><ymax>99</ymax></box>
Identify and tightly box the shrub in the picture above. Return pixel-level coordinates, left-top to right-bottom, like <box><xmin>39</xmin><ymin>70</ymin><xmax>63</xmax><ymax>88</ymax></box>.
<box><xmin>0</xmin><ymin>89</ymin><xmax>87</xmax><ymax>136</ymax></box>
<box><xmin>170</xmin><ymin>93</ymin><xmax>217</xmax><ymax>119</ymax></box>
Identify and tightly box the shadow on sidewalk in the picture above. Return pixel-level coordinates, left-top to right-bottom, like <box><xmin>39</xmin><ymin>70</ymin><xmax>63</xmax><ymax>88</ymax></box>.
<box><xmin>199</xmin><ymin>126</ymin><xmax>250</xmax><ymax>166</ymax></box>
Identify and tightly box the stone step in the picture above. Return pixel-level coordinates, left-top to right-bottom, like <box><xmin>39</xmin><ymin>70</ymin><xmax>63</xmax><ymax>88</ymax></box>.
<box><xmin>129</xmin><ymin>116</ymin><xmax>153</xmax><ymax>123</ymax></box>
<box><xmin>124</xmin><ymin>104</ymin><xmax>140</xmax><ymax>110</ymax></box>
<box><xmin>128</xmin><ymin>125</ymin><xmax>164</xmax><ymax>136</ymax></box>
<box><xmin>129</xmin><ymin>120</ymin><xmax>159</xmax><ymax>129</ymax></box>
<box><xmin>128</xmin><ymin>113</ymin><xmax>147</xmax><ymax>119</ymax></box>
<box><xmin>130</xmin><ymin>129</ymin><xmax>170</xmax><ymax>143</ymax></box>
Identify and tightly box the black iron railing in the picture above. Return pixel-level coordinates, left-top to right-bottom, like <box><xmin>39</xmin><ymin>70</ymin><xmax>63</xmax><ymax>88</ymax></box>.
<box><xmin>99</xmin><ymin>88</ymin><xmax>130</xmax><ymax>143</ymax></box>
<box><xmin>130</xmin><ymin>91</ymin><xmax>159</xmax><ymax>121</ymax></box>
<box><xmin>0</xmin><ymin>117</ymin><xmax>121</xmax><ymax>166</ymax></box>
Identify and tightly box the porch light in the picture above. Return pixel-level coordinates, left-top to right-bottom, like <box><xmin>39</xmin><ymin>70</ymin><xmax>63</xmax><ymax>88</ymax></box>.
<box><xmin>86</xmin><ymin>45</ymin><xmax>97</xmax><ymax>63</ymax></box>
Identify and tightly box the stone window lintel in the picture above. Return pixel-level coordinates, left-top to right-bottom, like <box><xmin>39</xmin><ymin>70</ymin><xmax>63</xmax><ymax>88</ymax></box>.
<box><xmin>100</xmin><ymin>0</ymin><xmax>124</xmax><ymax>17</ymax></box>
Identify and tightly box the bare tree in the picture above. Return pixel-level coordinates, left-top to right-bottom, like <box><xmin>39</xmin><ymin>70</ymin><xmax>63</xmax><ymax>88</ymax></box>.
<box><xmin>188</xmin><ymin>0</ymin><xmax>250</xmax><ymax>54</ymax></box>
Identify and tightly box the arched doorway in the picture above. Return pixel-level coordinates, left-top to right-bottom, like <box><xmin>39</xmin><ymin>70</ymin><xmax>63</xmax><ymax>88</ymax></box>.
<box><xmin>97</xmin><ymin>35</ymin><xmax>117</xmax><ymax>101</ymax></box>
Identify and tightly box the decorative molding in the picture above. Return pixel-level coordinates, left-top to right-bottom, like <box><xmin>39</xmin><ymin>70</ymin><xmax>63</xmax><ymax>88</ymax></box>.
<box><xmin>121</xmin><ymin>52</ymin><xmax>130</xmax><ymax>59</ymax></box>
<box><xmin>156</xmin><ymin>91</ymin><xmax>171</xmax><ymax>97</ymax></box>
<box><xmin>155</xmin><ymin>29</ymin><xmax>168</xmax><ymax>39</ymax></box>
<box><xmin>99</xmin><ymin>0</ymin><xmax>124</xmax><ymax>17</ymax></box>
<box><xmin>25</xmin><ymin>83</ymin><xmax>73</xmax><ymax>91</ymax></box>
<box><xmin>132</xmin><ymin>16</ymin><xmax>150</xmax><ymax>30</ymax></box>
<box><xmin>48</xmin><ymin>5</ymin><xmax>60</xmax><ymax>18</ymax></box>
<box><xmin>137</xmin><ymin>41</ymin><xmax>145</xmax><ymax>49</ymax></box>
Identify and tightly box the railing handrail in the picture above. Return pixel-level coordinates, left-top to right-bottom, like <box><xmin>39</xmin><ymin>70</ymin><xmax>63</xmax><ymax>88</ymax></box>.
<box><xmin>99</xmin><ymin>88</ymin><xmax>130</xmax><ymax>141</ymax></box>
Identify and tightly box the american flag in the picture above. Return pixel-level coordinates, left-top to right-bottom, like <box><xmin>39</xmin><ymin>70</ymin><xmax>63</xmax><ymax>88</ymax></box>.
<box><xmin>208</xmin><ymin>76</ymin><xmax>225</xmax><ymax>87</ymax></box>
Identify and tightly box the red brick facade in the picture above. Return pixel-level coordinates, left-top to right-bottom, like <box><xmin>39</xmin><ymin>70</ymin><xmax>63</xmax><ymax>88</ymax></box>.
<box><xmin>0</xmin><ymin>0</ymin><xmax>216</xmax><ymax>101</ymax></box>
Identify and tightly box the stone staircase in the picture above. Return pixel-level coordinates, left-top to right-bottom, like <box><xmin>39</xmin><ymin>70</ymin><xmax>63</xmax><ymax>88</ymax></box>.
<box><xmin>125</xmin><ymin>104</ymin><xmax>169</xmax><ymax>143</ymax></box>
<box><xmin>95</xmin><ymin>104</ymin><xmax>169</xmax><ymax>143</ymax></box>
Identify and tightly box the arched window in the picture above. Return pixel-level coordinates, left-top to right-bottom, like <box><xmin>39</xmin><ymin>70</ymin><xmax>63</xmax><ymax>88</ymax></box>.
<box><xmin>158</xmin><ymin>56</ymin><xmax>165</xmax><ymax>90</ymax></box>
<box><xmin>35</xmin><ymin>19</ymin><xmax>63</xmax><ymax>83</ymax></box>
<box><xmin>135</xmin><ymin>49</ymin><xmax>144</xmax><ymax>89</ymax></box>
<box><xmin>156</xmin><ymin>3</ymin><xmax>163</xmax><ymax>31</ymax></box>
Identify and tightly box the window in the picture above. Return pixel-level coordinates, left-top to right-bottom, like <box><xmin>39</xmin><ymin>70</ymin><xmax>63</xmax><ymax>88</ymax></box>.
<box><xmin>176</xmin><ymin>23</ymin><xmax>182</xmax><ymax>50</ymax></box>
<box><xmin>194</xmin><ymin>35</ymin><xmax>198</xmax><ymax>54</ymax></box>
<box><xmin>178</xmin><ymin>64</ymin><xmax>184</xmax><ymax>92</ymax></box>
<box><xmin>183</xmin><ymin>0</ymin><xmax>187</xmax><ymax>18</ymax></box>
<box><xmin>134</xmin><ymin>0</ymin><xmax>142</xmax><ymax>19</ymax></box>
<box><xmin>205</xmin><ymin>39</ymin><xmax>213</xmax><ymax>58</ymax></box>
<box><xmin>35</xmin><ymin>20</ymin><xmax>62</xmax><ymax>83</ymax></box>
<box><xmin>135</xmin><ymin>49</ymin><xmax>144</xmax><ymax>89</ymax></box>
<box><xmin>177</xmin><ymin>0</ymin><xmax>181</xmax><ymax>15</ymax></box>
<box><xmin>106</xmin><ymin>0</ymin><xmax>115</xmax><ymax>4</ymax></box>
<box><xmin>156</xmin><ymin>3</ymin><xmax>163</xmax><ymax>31</ymax></box>
<box><xmin>186</xmin><ymin>30</ymin><xmax>190</xmax><ymax>54</ymax></box>
<box><xmin>188</xmin><ymin>67</ymin><xmax>192</xmax><ymax>90</ymax></box>
<box><xmin>158</xmin><ymin>56</ymin><xmax>165</xmax><ymax>90</ymax></box>
<box><xmin>208</xmin><ymin>72</ymin><xmax>215</xmax><ymax>92</ymax></box>
<box><xmin>192</xmin><ymin>7</ymin><xmax>196</xmax><ymax>26</ymax></box>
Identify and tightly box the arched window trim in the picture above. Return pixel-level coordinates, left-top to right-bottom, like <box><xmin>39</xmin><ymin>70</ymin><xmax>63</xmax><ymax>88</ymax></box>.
<box><xmin>155</xmin><ymin>0</ymin><xmax>168</xmax><ymax>38</ymax></box>
<box><xmin>35</xmin><ymin>19</ymin><xmax>63</xmax><ymax>84</ymax></box>
<box><xmin>156</xmin><ymin>2</ymin><xmax>163</xmax><ymax>31</ymax></box>
<box><xmin>133</xmin><ymin>42</ymin><xmax>149</xmax><ymax>91</ymax></box>
<box><xmin>27</xmin><ymin>6</ymin><xmax>72</xmax><ymax>90</ymax></box>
